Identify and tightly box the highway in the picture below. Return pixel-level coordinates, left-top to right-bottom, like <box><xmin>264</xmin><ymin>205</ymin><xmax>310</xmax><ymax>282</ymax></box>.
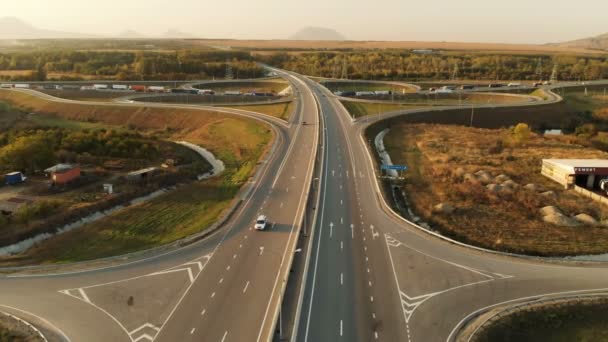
<box><xmin>294</xmin><ymin>77</ymin><xmax>608</xmax><ymax>342</ymax></box>
<box><xmin>1</xmin><ymin>73</ymin><xmax>608</xmax><ymax>342</ymax></box>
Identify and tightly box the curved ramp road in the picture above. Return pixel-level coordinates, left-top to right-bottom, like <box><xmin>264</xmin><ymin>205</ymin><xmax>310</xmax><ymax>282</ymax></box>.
<box><xmin>295</xmin><ymin>78</ymin><xmax>608</xmax><ymax>342</ymax></box>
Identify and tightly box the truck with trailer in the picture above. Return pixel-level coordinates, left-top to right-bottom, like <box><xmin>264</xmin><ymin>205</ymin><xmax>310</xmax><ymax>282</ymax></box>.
<box><xmin>93</xmin><ymin>84</ymin><xmax>109</xmax><ymax>90</ymax></box>
<box><xmin>131</xmin><ymin>85</ymin><xmax>146</xmax><ymax>92</ymax></box>
<box><xmin>111</xmin><ymin>84</ymin><xmax>129</xmax><ymax>91</ymax></box>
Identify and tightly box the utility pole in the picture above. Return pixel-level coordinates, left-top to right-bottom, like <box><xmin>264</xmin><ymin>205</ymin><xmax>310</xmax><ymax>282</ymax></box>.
<box><xmin>340</xmin><ymin>55</ymin><xmax>348</xmax><ymax>80</ymax></box>
<box><xmin>225</xmin><ymin>58</ymin><xmax>233</xmax><ymax>80</ymax></box>
<box><xmin>470</xmin><ymin>105</ymin><xmax>475</xmax><ymax>127</ymax></box>
<box><xmin>535</xmin><ymin>58</ymin><xmax>543</xmax><ymax>81</ymax></box>
<box><xmin>451</xmin><ymin>62</ymin><xmax>459</xmax><ymax>81</ymax></box>
<box><xmin>550</xmin><ymin>64</ymin><xmax>558</xmax><ymax>84</ymax></box>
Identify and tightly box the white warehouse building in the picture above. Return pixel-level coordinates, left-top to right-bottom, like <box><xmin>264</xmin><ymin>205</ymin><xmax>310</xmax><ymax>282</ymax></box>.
<box><xmin>541</xmin><ymin>159</ymin><xmax>608</xmax><ymax>190</ymax></box>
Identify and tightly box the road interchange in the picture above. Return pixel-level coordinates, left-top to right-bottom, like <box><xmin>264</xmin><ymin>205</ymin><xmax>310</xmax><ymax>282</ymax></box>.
<box><xmin>0</xmin><ymin>72</ymin><xmax>608</xmax><ymax>342</ymax></box>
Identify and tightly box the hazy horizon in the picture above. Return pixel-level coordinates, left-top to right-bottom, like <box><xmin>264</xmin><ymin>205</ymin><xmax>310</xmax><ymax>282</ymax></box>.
<box><xmin>4</xmin><ymin>0</ymin><xmax>608</xmax><ymax>43</ymax></box>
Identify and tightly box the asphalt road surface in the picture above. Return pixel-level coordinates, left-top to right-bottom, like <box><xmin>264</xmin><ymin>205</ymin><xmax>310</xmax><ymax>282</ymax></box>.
<box><xmin>1</xmin><ymin>74</ymin><xmax>608</xmax><ymax>342</ymax></box>
<box><xmin>294</xmin><ymin>77</ymin><xmax>608</xmax><ymax>342</ymax></box>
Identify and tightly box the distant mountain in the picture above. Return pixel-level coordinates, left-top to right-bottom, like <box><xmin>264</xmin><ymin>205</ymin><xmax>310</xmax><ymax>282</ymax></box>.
<box><xmin>554</xmin><ymin>32</ymin><xmax>608</xmax><ymax>50</ymax></box>
<box><xmin>289</xmin><ymin>27</ymin><xmax>346</xmax><ymax>41</ymax></box>
<box><xmin>0</xmin><ymin>17</ymin><xmax>95</xmax><ymax>39</ymax></box>
<box><xmin>163</xmin><ymin>29</ymin><xmax>193</xmax><ymax>39</ymax></box>
<box><xmin>117</xmin><ymin>30</ymin><xmax>147</xmax><ymax>39</ymax></box>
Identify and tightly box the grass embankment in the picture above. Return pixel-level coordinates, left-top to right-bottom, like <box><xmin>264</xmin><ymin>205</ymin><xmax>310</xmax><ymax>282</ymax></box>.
<box><xmin>195</xmin><ymin>80</ymin><xmax>289</xmax><ymax>94</ymax></box>
<box><xmin>341</xmin><ymin>101</ymin><xmax>426</xmax><ymax>118</ymax></box>
<box><xmin>384</xmin><ymin>123</ymin><xmax>608</xmax><ymax>256</ymax></box>
<box><xmin>476</xmin><ymin>299</ymin><xmax>608</xmax><ymax>342</ymax></box>
<box><xmin>226</xmin><ymin>101</ymin><xmax>294</xmax><ymax>121</ymax></box>
<box><xmin>321</xmin><ymin>81</ymin><xmax>417</xmax><ymax>93</ymax></box>
<box><xmin>0</xmin><ymin>89</ymin><xmax>272</xmax><ymax>264</ymax></box>
<box><xmin>39</xmin><ymin>89</ymin><xmax>127</xmax><ymax>102</ymax></box>
<box><xmin>561</xmin><ymin>86</ymin><xmax>608</xmax><ymax>114</ymax></box>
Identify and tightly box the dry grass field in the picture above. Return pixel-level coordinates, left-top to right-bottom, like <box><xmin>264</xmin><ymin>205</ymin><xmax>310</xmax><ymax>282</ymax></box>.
<box><xmin>384</xmin><ymin>123</ymin><xmax>608</xmax><ymax>256</ymax></box>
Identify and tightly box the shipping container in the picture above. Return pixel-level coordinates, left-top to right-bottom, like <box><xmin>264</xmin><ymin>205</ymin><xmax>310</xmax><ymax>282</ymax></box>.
<box><xmin>131</xmin><ymin>85</ymin><xmax>146</xmax><ymax>92</ymax></box>
<box><xmin>14</xmin><ymin>84</ymin><xmax>30</xmax><ymax>89</ymax></box>
<box><xmin>52</xmin><ymin>166</ymin><xmax>81</xmax><ymax>185</ymax></box>
<box><xmin>93</xmin><ymin>84</ymin><xmax>109</xmax><ymax>90</ymax></box>
<box><xmin>111</xmin><ymin>84</ymin><xmax>129</xmax><ymax>90</ymax></box>
<box><xmin>4</xmin><ymin>172</ymin><xmax>26</xmax><ymax>185</ymax></box>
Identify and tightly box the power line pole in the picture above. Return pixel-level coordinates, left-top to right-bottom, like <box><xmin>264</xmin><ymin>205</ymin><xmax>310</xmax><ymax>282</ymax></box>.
<box><xmin>340</xmin><ymin>55</ymin><xmax>348</xmax><ymax>80</ymax></box>
<box><xmin>225</xmin><ymin>58</ymin><xmax>233</xmax><ymax>80</ymax></box>
<box><xmin>535</xmin><ymin>58</ymin><xmax>543</xmax><ymax>81</ymax></box>
<box><xmin>550</xmin><ymin>64</ymin><xmax>558</xmax><ymax>84</ymax></box>
<box><xmin>451</xmin><ymin>62</ymin><xmax>459</xmax><ymax>81</ymax></box>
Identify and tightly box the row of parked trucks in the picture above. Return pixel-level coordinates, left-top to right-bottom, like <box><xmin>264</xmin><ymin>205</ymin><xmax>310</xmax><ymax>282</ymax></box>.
<box><xmin>0</xmin><ymin>83</ymin><xmax>278</xmax><ymax>97</ymax></box>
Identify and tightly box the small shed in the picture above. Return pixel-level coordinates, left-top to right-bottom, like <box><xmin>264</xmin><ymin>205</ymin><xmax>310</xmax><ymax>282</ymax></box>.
<box><xmin>45</xmin><ymin>164</ymin><xmax>81</xmax><ymax>185</ymax></box>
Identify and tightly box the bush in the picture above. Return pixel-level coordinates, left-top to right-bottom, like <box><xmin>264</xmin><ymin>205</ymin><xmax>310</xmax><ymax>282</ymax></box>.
<box><xmin>513</xmin><ymin>123</ymin><xmax>532</xmax><ymax>144</ymax></box>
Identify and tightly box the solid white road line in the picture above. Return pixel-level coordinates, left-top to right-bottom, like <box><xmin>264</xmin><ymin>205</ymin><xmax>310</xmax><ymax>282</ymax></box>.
<box><xmin>340</xmin><ymin>273</ymin><xmax>343</xmax><ymax>285</ymax></box>
<box><xmin>221</xmin><ymin>331</ymin><xmax>228</xmax><ymax>342</ymax></box>
<box><xmin>340</xmin><ymin>320</ymin><xmax>343</xmax><ymax>337</ymax></box>
<box><xmin>243</xmin><ymin>281</ymin><xmax>250</xmax><ymax>293</ymax></box>
<box><xmin>219</xmin><ymin>278</ymin><xmax>224</xmax><ymax>284</ymax></box>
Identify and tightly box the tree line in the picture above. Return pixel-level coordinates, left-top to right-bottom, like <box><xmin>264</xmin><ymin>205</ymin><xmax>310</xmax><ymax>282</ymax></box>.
<box><xmin>0</xmin><ymin>50</ymin><xmax>265</xmax><ymax>81</ymax></box>
<box><xmin>0</xmin><ymin>128</ymin><xmax>160</xmax><ymax>173</ymax></box>
<box><xmin>260</xmin><ymin>51</ymin><xmax>608</xmax><ymax>81</ymax></box>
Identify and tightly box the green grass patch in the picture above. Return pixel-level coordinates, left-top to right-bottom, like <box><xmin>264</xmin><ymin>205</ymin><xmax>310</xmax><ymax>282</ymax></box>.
<box><xmin>20</xmin><ymin>179</ymin><xmax>237</xmax><ymax>264</ymax></box>
<box><xmin>227</xmin><ymin>101</ymin><xmax>294</xmax><ymax>121</ymax></box>
<box><xmin>341</xmin><ymin>101</ymin><xmax>425</xmax><ymax>118</ymax></box>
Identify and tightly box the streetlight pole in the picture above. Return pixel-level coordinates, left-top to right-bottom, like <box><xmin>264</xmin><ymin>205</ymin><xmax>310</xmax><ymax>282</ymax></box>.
<box><xmin>470</xmin><ymin>104</ymin><xmax>475</xmax><ymax>127</ymax></box>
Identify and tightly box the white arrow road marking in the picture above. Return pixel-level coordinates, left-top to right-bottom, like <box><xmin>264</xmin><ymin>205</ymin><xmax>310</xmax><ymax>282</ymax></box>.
<box><xmin>259</xmin><ymin>246</ymin><xmax>265</xmax><ymax>256</ymax></box>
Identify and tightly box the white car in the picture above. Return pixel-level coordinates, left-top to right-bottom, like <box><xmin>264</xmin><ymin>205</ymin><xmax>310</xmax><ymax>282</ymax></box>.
<box><xmin>254</xmin><ymin>215</ymin><xmax>268</xmax><ymax>230</ymax></box>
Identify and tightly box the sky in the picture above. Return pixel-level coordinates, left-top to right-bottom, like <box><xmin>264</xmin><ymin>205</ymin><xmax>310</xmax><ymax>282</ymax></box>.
<box><xmin>4</xmin><ymin>0</ymin><xmax>608</xmax><ymax>43</ymax></box>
